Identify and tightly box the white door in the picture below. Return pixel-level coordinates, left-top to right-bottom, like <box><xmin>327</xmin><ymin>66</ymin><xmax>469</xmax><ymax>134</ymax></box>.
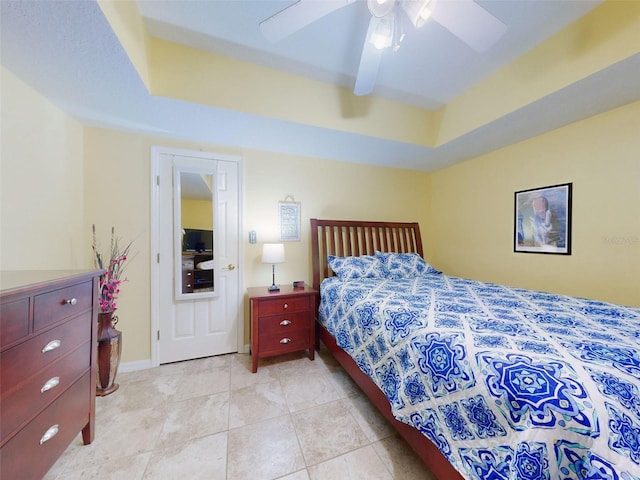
<box><xmin>154</xmin><ymin>150</ymin><xmax>241</xmax><ymax>364</ymax></box>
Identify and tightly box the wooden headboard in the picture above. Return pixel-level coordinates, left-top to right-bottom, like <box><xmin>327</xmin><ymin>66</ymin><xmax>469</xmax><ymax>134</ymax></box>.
<box><xmin>310</xmin><ymin>219</ymin><xmax>423</xmax><ymax>291</ymax></box>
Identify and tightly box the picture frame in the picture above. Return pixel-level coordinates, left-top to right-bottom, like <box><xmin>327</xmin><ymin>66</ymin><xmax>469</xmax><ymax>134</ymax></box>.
<box><xmin>514</xmin><ymin>183</ymin><xmax>572</xmax><ymax>254</ymax></box>
<box><xmin>279</xmin><ymin>197</ymin><xmax>300</xmax><ymax>242</ymax></box>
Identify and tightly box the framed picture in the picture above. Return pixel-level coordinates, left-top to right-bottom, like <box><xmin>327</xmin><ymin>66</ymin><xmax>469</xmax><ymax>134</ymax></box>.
<box><xmin>514</xmin><ymin>183</ymin><xmax>572</xmax><ymax>254</ymax></box>
<box><xmin>279</xmin><ymin>198</ymin><xmax>300</xmax><ymax>242</ymax></box>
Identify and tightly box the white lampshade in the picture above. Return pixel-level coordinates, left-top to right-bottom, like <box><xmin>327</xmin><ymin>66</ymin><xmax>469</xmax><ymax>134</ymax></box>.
<box><xmin>262</xmin><ymin>243</ymin><xmax>285</xmax><ymax>264</ymax></box>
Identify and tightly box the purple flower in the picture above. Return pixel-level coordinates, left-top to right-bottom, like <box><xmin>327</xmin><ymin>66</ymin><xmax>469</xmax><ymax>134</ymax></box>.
<box><xmin>92</xmin><ymin>225</ymin><xmax>134</xmax><ymax>313</ymax></box>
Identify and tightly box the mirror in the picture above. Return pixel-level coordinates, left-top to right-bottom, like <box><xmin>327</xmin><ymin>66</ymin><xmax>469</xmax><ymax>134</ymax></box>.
<box><xmin>174</xmin><ymin>163</ymin><xmax>217</xmax><ymax>299</ymax></box>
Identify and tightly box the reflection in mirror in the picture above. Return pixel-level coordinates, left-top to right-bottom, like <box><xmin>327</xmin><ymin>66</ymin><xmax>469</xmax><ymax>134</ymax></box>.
<box><xmin>179</xmin><ymin>171</ymin><xmax>214</xmax><ymax>296</ymax></box>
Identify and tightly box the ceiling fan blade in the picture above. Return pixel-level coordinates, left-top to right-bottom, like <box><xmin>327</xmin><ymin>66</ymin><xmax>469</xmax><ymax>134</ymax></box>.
<box><xmin>354</xmin><ymin>17</ymin><xmax>384</xmax><ymax>96</ymax></box>
<box><xmin>430</xmin><ymin>0</ymin><xmax>506</xmax><ymax>52</ymax></box>
<box><xmin>260</xmin><ymin>0</ymin><xmax>352</xmax><ymax>43</ymax></box>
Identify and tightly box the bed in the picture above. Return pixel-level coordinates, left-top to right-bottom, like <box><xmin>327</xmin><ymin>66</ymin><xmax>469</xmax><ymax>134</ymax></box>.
<box><xmin>310</xmin><ymin>219</ymin><xmax>640</xmax><ymax>480</ymax></box>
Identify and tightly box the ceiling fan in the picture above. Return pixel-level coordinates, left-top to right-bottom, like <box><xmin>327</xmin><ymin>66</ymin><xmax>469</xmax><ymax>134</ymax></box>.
<box><xmin>259</xmin><ymin>0</ymin><xmax>506</xmax><ymax>96</ymax></box>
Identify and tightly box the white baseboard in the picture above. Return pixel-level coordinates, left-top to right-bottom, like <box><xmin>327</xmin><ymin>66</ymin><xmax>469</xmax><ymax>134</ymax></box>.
<box><xmin>119</xmin><ymin>346</ymin><xmax>250</xmax><ymax>372</ymax></box>
<box><xmin>119</xmin><ymin>359</ymin><xmax>153</xmax><ymax>373</ymax></box>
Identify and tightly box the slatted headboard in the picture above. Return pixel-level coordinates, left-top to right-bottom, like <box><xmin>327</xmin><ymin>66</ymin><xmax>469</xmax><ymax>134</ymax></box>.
<box><xmin>310</xmin><ymin>219</ymin><xmax>423</xmax><ymax>291</ymax></box>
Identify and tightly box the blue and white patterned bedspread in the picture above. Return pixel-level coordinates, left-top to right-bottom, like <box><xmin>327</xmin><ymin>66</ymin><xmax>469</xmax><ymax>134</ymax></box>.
<box><xmin>318</xmin><ymin>274</ymin><xmax>640</xmax><ymax>480</ymax></box>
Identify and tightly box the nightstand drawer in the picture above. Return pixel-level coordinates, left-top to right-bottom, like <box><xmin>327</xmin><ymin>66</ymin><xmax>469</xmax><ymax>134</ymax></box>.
<box><xmin>258</xmin><ymin>312</ymin><xmax>310</xmax><ymax>335</ymax></box>
<box><xmin>258</xmin><ymin>296</ymin><xmax>310</xmax><ymax>315</ymax></box>
<box><xmin>248</xmin><ymin>285</ymin><xmax>317</xmax><ymax>373</ymax></box>
<box><xmin>259</xmin><ymin>328</ymin><xmax>312</xmax><ymax>356</ymax></box>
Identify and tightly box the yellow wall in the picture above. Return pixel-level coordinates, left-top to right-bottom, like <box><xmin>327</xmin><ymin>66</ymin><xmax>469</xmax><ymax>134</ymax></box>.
<box><xmin>242</xmin><ymin>150</ymin><xmax>433</xmax><ymax>289</ymax></box>
<box><xmin>0</xmin><ymin>67</ymin><xmax>85</xmax><ymax>269</ymax></box>
<box><xmin>431</xmin><ymin>100</ymin><xmax>640</xmax><ymax>307</ymax></box>
<box><xmin>181</xmin><ymin>199</ymin><xmax>213</xmax><ymax>230</ymax></box>
<box><xmin>84</xmin><ymin>128</ymin><xmax>155</xmax><ymax>362</ymax></box>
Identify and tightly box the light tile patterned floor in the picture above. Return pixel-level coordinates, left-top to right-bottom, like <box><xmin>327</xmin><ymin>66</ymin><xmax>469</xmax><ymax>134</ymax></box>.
<box><xmin>45</xmin><ymin>348</ymin><xmax>436</xmax><ymax>480</ymax></box>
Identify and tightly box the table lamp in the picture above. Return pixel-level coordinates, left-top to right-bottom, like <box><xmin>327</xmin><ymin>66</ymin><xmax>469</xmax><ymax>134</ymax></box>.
<box><xmin>262</xmin><ymin>243</ymin><xmax>285</xmax><ymax>291</ymax></box>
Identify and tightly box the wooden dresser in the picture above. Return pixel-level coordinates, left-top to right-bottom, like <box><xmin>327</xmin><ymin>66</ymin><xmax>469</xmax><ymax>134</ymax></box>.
<box><xmin>248</xmin><ymin>284</ymin><xmax>317</xmax><ymax>373</ymax></box>
<box><xmin>181</xmin><ymin>253</ymin><xmax>214</xmax><ymax>294</ymax></box>
<box><xmin>0</xmin><ymin>269</ymin><xmax>102</xmax><ymax>480</ymax></box>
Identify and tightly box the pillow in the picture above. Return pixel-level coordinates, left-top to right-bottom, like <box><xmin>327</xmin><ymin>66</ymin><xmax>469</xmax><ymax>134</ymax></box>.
<box><xmin>328</xmin><ymin>254</ymin><xmax>387</xmax><ymax>280</ymax></box>
<box><xmin>375</xmin><ymin>251</ymin><xmax>439</xmax><ymax>278</ymax></box>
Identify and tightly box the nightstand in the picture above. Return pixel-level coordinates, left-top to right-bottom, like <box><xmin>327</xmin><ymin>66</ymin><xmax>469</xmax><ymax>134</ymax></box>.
<box><xmin>248</xmin><ymin>284</ymin><xmax>317</xmax><ymax>373</ymax></box>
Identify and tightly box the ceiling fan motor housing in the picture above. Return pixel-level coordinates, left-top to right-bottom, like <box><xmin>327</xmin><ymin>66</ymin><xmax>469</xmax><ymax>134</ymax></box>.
<box><xmin>368</xmin><ymin>0</ymin><xmax>396</xmax><ymax>18</ymax></box>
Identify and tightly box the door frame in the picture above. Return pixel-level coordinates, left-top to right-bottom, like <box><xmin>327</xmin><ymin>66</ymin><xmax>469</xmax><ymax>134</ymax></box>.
<box><xmin>150</xmin><ymin>146</ymin><xmax>244</xmax><ymax>367</ymax></box>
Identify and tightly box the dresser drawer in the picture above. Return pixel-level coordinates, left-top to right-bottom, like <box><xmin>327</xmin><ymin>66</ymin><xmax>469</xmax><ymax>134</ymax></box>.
<box><xmin>0</xmin><ymin>373</ymin><xmax>90</xmax><ymax>480</ymax></box>
<box><xmin>258</xmin><ymin>312</ymin><xmax>310</xmax><ymax>335</ymax></box>
<box><xmin>1</xmin><ymin>342</ymin><xmax>90</xmax><ymax>442</ymax></box>
<box><xmin>257</xmin><ymin>296</ymin><xmax>311</xmax><ymax>315</ymax></box>
<box><xmin>182</xmin><ymin>257</ymin><xmax>194</xmax><ymax>269</ymax></box>
<box><xmin>33</xmin><ymin>281</ymin><xmax>93</xmax><ymax>331</ymax></box>
<box><xmin>259</xmin><ymin>328</ymin><xmax>312</xmax><ymax>356</ymax></box>
<box><xmin>182</xmin><ymin>270</ymin><xmax>194</xmax><ymax>293</ymax></box>
<box><xmin>0</xmin><ymin>313</ymin><xmax>91</xmax><ymax>390</ymax></box>
<box><xmin>0</xmin><ymin>296</ymin><xmax>30</xmax><ymax>348</ymax></box>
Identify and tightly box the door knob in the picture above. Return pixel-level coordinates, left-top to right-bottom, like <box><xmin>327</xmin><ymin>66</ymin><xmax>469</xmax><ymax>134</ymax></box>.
<box><xmin>226</xmin><ymin>264</ymin><xmax>235</xmax><ymax>271</ymax></box>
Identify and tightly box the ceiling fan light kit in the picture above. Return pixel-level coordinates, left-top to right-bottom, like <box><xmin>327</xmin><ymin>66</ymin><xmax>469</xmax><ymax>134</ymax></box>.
<box><xmin>367</xmin><ymin>0</ymin><xmax>396</xmax><ymax>18</ymax></box>
<box><xmin>260</xmin><ymin>0</ymin><xmax>507</xmax><ymax>96</ymax></box>
<box><xmin>402</xmin><ymin>0</ymin><xmax>435</xmax><ymax>29</ymax></box>
<box><xmin>370</xmin><ymin>15</ymin><xmax>394</xmax><ymax>50</ymax></box>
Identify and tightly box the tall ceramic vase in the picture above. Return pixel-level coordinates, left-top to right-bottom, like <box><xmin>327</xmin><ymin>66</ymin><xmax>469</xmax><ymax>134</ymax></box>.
<box><xmin>96</xmin><ymin>311</ymin><xmax>122</xmax><ymax>396</ymax></box>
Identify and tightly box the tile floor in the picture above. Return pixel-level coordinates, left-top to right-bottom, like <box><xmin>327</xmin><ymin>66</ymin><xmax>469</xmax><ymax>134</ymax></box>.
<box><xmin>45</xmin><ymin>347</ymin><xmax>436</xmax><ymax>480</ymax></box>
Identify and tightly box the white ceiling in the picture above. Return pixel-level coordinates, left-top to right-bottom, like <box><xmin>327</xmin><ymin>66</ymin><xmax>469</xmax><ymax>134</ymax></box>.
<box><xmin>1</xmin><ymin>0</ymin><xmax>639</xmax><ymax>171</ymax></box>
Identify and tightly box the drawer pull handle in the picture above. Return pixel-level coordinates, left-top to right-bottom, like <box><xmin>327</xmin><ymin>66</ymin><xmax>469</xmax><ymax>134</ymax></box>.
<box><xmin>64</xmin><ymin>298</ymin><xmax>77</xmax><ymax>306</ymax></box>
<box><xmin>41</xmin><ymin>377</ymin><xmax>60</xmax><ymax>393</ymax></box>
<box><xmin>280</xmin><ymin>338</ymin><xmax>291</xmax><ymax>344</ymax></box>
<box><xmin>280</xmin><ymin>320</ymin><xmax>291</xmax><ymax>326</ymax></box>
<box><xmin>40</xmin><ymin>424</ymin><xmax>59</xmax><ymax>445</ymax></box>
<box><xmin>283</xmin><ymin>303</ymin><xmax>288</xmax><ymax>309</ymax></box>
<box><xmin>42</xmin><ymin>339</ymin><xmax>62</xmax><ymax>353</ymax></box>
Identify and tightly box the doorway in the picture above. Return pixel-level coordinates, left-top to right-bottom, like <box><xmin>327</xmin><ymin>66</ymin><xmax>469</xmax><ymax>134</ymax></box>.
<box><xmin>150</xmin><ymin>147</ymin><xmax>243</xmax><ymax>365</ymax></box>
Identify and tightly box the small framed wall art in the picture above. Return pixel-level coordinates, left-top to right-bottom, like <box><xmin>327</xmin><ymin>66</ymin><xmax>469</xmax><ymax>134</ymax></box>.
<box><xmin>279</xmin><ymin>195</ymin><xmax>300</xmax><ymax>242</ymax></box>
<box><xmin>514</xmin><ymin>183</ymin><xmax>572</xmax><ymax>254</ymax></box>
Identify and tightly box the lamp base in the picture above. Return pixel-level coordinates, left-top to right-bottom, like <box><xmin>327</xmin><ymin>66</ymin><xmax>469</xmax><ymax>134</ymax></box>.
<box><xmin>267</xmin><ymin>284</ymin><xmax>280</xmax><ymax>292</ymax></box>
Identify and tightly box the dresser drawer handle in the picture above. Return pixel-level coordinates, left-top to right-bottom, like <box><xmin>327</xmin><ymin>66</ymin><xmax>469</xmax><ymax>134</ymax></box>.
<box><xmin>42</xmin><ymin>339</ymin><xmax>62</xmax><ymax>353</ymax></box>
<box><xmin>283</xmin><ymin>303</ymin><xmax>288</xmax><ymax>309</ymax></box>
<box><xmin>41</xmin><ymin>377</ymin><xmax>60</xmax><ymax>393</ymax></box>
<box><xmin>64</xmin><ymin>298</ymin><xmax>78</xmax><ymax>306</ymax></box>
<box><xmin>280</xmin><ymin>338</ymin><xmax>291</xmax><ymax>344</ymax></box>
<box><xmin>280</xmin><ymin>320</ymin><xmax>291</xmax><ymax>326</ymax></box>
<box><xmin>39</xmin><ymin>424</ymin><xmax>59</xmax><ymax>445</ymax></box>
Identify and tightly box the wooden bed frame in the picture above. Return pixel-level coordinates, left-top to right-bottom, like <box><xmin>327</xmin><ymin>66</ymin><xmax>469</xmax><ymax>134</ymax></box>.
<box><xmin>310</xmin><ymin>219</ymin><xmax>464</xmax><ymax>480</ymax></box>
